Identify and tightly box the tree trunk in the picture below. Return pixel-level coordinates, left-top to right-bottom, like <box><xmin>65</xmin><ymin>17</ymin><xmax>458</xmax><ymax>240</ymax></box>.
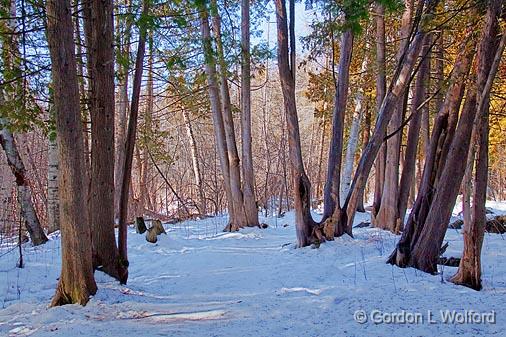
<box><xmin>240</xmin><ymin>0</ymin><xmax>259</xmax><ymax>227</ymax></box>
<box><xmin>372</xmin><ymin>3</ymin><xmax>386</xmax><ymax>220</ymax></box>
<box><xmin>397</xmin><ymin>35</ymin><xmax>432</xmax><ymax>227</ymax></box>
<box><xmin>344</xmin><ymin>0</ymin><xmax>438</xmax><ymax>233</ymax></box>
<box><xmin>182</xmin><ymin>109</ymin><xmax>206</xmax><ymax>215</ymax></box>
<box><xmin>47</xmin><ymin>129</ymin><xmax>60</xmax><ymax>234</ymax></box>
<box><xmin>406</xmin><ymin>5</ymin><xmax>501</xmax><ymax>274</ymax></box>
<box><xmin>0</xmin><ymin>0</ymin><xmax>48</xmax><ymax>245</ymax></box>
<box><xmin>322</xmin><ymin>29</ymin><xmax>354</xmax><ymax>236</ymax></box>
<box><xmin>117</xmin><ymin>0</ymin><xmax>150</xmax><ymax>284</ymax></box>
<box><xmin>0</xmin><ymin>125</ymin><xmax>49</xmax><ymax>245</ymax></box>
<box><xmin>198</xmin><ymin>3</ymin><xmax>235</xmax><ymax>229</ymax></box>
<box><xmin>451</xmin><ymin>17</ymin><xmax>505</xmax><ymax>290</ymax></box>
<box><xmin>340</xmin><ymin>41</ymin><xmax>370</xmax><ymax>207</ymax></box>
<box><xmin>387</xmin><ymin>34</ymin><xmax>475</xmax><ymax>268</ymax></box>
<box><xmin>209</xmin><ymin>0</ymin><xmax>249</xmax><ymax>230</ymax></box>
<box><xmin>46</xmin><ymin>0</ymin><xmax>97</xmax><ymax>306</ymax></box>
<box><xmin>114</xmin><ymin>0</ymin><xmax>132</xmax><ymax>220</ymax></box>
<box><xmin>274</xmin><ymin>0</ymin><xmax>316</xmax><ymax>247</ymax></box>
<box><xmin>85</xmin><ymin>0</ymin><xmax>124</xmax><ymax>281</ymax></box>
<box><xmin>373</xmin><ymin>0</ymin><xmax>414</xmax><ymax>233</ymax></box>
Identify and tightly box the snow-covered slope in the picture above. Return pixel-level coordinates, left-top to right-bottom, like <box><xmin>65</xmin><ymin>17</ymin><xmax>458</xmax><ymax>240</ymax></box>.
<box><xmin>0</xmin><ymin>206</ymin><xmax>505</xmax><ymax>337</ymax></box>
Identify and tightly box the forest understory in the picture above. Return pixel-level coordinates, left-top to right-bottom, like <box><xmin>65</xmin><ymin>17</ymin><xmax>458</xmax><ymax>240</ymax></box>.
<box><xmin>1</xmin><ymin>202</ymin><xmax>506</xmax><ymax>337</ymax></box>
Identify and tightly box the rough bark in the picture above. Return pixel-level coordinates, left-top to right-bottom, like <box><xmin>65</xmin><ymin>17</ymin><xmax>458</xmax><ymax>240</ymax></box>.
<box><xmin>372</xmin><ymin>3</ymin><xmax>386</xmax><ymax>220</ymax></box>
<box><xmin>240</xmin><ymin>0</ymin><xmax>259</xmax><ymax>227</ymax></box>
<box><xmin>197</xmin><ymin>4</ymin><xmax>235</xmax><ymax>229</ymax></box>
<box><xmin>374</xmin><ymin>0</ymin><xmax>414</xmax><ymax>233</ymax></box>
<box><xmin>387</xmin><ymin>34</ymin><xmax>475</xmax><ymax>268</ymax></box>
<box><xmin>118</xmin><ymin>0</ymin><xmax>150</xmax><ymax>284</ymax></box>
<box><xmin>451</xmin><ymin>17</ymin><xmax>505</xmax><ymax>289</ymax></box>
<box><xmin>46</xmin><ymin>0</ymin><xmax>97</xmax><ymax>306</ymax></box>
<box><xmin>209</xmin><ymin>0</ymin><xmax>248</xmax><ymax>230</ymax></box>
<box><xmin>344</xmin><ymin>0</ymin><xmax>438</xmax><ymax>233</ymax></box>
<box><xmin>322</xmin><ymin>29</ymin><xmax>354</xmax><ymax>236</ymax></box>
<box><xmin>397</xmin><ymin>35</ymin><xmax>432</xmax><ymax>227</ymax></box>
<box><xmin>85</xmin><ymin>0</ymin><xmax>124</xmax><ymax>281</ymax></box>
<box><xmin>406</xmin><ymin>6</ymin><xmax>501</xmax><ymax>274</ymax></box>
<box><xmin>274</xmin><ymin>0</ymin><xmax>316</xmax><ymax>247</ymax></box>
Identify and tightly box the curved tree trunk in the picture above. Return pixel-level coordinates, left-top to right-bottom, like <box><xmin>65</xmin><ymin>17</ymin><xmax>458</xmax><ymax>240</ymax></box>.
<box><xmin>0</xmin><ymin>0</ymin><xmax>48</xmax><ymax>245</ymax></box>
<box><xmin>274</xmin><ymin>0</ymin><xmax>317</xmax><ymax>247</ymax></box>
<box><xmin>46</xmin><ymin>0</ymin><xmax>97</xmax><ymax>306</ymax></box>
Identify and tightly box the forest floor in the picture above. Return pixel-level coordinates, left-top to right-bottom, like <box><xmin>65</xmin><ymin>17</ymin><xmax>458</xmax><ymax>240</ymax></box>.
<box><xmin>1</xmin><ymin>202</ymin><xmax>505</xmax><ymax>337</ymax></box>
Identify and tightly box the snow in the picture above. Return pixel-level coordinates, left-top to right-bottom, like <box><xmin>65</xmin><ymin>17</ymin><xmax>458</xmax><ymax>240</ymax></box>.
<box><xmin>0</xmin><ymin>203</ymin><xmax>505</xmax><ymax>336</ymax></box>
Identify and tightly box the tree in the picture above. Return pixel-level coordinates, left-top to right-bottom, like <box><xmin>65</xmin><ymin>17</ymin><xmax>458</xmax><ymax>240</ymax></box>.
<box><xmin>450</xmin><ymin>2</ymin><xmax>505</xmax><ymax>290</ymax></box>
<box><xmin>241</xmin><ymin>0</ymin><xmax>260</xmax><ymax>227</ymax></box>
<box><xmin>0</xmin><ymin>0</ymin><xmax>48</xmax><ymax>245</ymax></box>
<box><xmin>118</xmin><ymin>0</ymin><xmax>150</xmax><ymax>284</ymax></box>
<box><xmin>388</xmin><ymin>3</ymin><xmax>502</xmax><ymax>272</ymax></box>
<box><xmin>46</xmin><ymin>0</ymin><xmax>97</xmax><ymax>306</ymax></box>
<box><xmin>85</xmin><ymin>0</ymin><xmax>125</xmax><ymax>281</ymax></box>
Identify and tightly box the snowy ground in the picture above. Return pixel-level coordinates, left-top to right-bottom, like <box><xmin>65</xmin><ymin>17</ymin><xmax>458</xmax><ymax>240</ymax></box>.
<box><xmin>1</xmin><ymin>202</ymin><xmax>505</xmax><ymax>337</ymax></box>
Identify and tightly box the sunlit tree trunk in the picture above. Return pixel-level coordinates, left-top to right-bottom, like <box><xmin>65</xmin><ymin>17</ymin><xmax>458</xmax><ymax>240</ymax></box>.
<box><xmin>46</xmin><ymin>0</ymin><xmax>97</xmax><ymax>306</ymax></box>
<box><xmin>240</xmin><ymin>0</ymin><xmax>259</xmax><ymax>227</ymax></box>
<box><xmin>374</xmin><ymin>0</ymin><xmax>414</xmax><ymax>233</ymax></box>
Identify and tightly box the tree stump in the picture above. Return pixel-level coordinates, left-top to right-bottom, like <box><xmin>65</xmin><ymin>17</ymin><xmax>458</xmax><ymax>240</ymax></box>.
<box><xmin>152</xmin><ymin>219</ymin><xmax>166</xmax><ymax>235</ymax></box>
<box><xmin>146</xmin><ymin>227</ymin><xmax>158</xmax><ymax>243</ymax></box>
<box><xmin>135</xmin><ymin>217</ymin><xmax>147</xmax><ymax>234</ymax></box>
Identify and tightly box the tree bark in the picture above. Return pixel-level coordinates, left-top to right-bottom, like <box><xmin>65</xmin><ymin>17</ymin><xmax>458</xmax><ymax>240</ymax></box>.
<box><xmin>0</xmin><ymin>124</ymin><xmax>49</xmax><ymax>245</ymax></box>
<box><xmin>182</xmin><ymin>109</ymin><xmax>206</xmax><ymax>215</ymax></box>
<box><xmin>340</xmin><ymin>40</ymin><xmax>370</xmax><ymax>207</ymax></box>
<box><xmin>85</xmin><ymin>0</ymin><xmax>124</xmax><ymax>281</ymax></box>
<box><xmin>451</xmin><ymin>14</ymin><xmax>505</xmax><ymax>289</ymax></box>
<box><xmin>397</xmin><ymin>35</ymin><xmax>432</xmax><ymax>227</ymax></box>
<box><xmin>47</xmin><ymin>129</ymin><xmax>60</xmax><ymax>234</ymax></box>
<box><xmin>240</xmin><ymin>0</ymin><xmax>259</xmax><ymax>227</ymax></box>
<box><xmin>46</xmin><ymin>0</ymin><xmax>97</xmax><ymax>306</ymax></box>
<box><xmin>374</xmin><ymin>0</ymin><xmax>414</xmax><ymax>233</ymax></box>
<box><xmin>274</xmin><ymin>0</ymin><xmax>316</xmax><ymax>247</ymax></box>
<box><xmin>372</xmin><ymin>3</ymin><xmax>386</xmax><ymax>220</ymax></box>
<box><xmin>407</xmin><ymin>6</ymin><xmax>501</xmax><ymax>274</ymax></box>
<box><xmin>322</xmin><ymin>28</ymin><xmax>354</xmax><ymax>236</ymax></box>
<box><xmin>117</xmin><ymin>0</ymin><xmax>150</xmax><ymax>284</ymax></box>
<box><xmin>387</xmin><ymin>34</ymin><xmax>475</xmax><ymax>268</ymax></box>
<box><xmin>197</xmin><ymin>3</ymin><xmax>235</xmax><ymax>229</ymax></box>
<box><xmin>114</xmin><ymin>0</ymin><xmax>132</xmax><ymax>220</ymax></box>
<box><xmin>209</xmin><ymin>0</ymin><xmax>249</xmax><ymax>230</ymax></box>
<box><xmin>344</xmin><ymin>0</ymin><xmax>437</xmax><ymax>233</ymax></box>
<box><xmin>0</xmin><ymin>0</ymin><xmax>48</xmax><ymax>245</ymax></box>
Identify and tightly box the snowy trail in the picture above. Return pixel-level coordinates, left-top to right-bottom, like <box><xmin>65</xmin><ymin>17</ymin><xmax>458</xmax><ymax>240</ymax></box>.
<box><xmin>1</xmin><ymin>205</ymin><xmax>505</xmax><ymax>337</ymax></box>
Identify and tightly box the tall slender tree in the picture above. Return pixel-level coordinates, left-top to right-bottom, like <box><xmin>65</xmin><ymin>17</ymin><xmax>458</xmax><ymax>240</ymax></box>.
<box><xmin>46</xmin><ymin>0</ymin><xmax>97</xmax><ymax>306</ymax></box>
